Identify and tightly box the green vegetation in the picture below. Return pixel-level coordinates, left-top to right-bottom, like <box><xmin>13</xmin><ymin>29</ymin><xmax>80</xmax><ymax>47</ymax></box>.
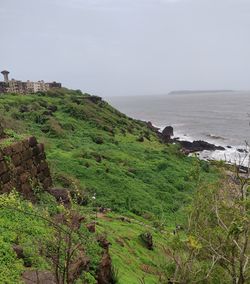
<box><xmin>0</xmin><ymin>89</ymin><xmax>248</xmax><ymax>283</ymax></box>
<box><xmin>0</xmin><ymin>191</ymin><xmax>103</xmax><ymax>283</ymax></box>
<box><xmin>0</xmin><ymin>89</ymin><xmax>219</xmax><ymax>221</ymax></box>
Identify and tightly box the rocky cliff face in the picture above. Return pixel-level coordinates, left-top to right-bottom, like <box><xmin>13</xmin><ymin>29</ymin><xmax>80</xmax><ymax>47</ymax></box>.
<box><xmin>0</xmin><ymin>136</ymin><xmax>52</xmax><ymax>199</ymax></box>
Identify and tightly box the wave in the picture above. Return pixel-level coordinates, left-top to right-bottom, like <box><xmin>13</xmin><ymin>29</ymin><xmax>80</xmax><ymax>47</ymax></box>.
<box><xmin>205</xmin><ymin>133</ymin><xmax>226</xmax><ymax>140</ymax></box>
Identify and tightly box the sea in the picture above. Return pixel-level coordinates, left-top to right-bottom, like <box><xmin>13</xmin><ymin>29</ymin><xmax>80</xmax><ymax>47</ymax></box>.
<box><xmin>107</xmin><ymin>91</ymin><xmax>250</xmax><ymax>166</ymax></box>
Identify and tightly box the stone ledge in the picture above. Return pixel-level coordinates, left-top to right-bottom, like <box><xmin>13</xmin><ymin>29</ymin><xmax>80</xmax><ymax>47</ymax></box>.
<box><xmin>0</xmin><ymin>136</ymin><xmax>52</xmax><ymax>199</ymax></box>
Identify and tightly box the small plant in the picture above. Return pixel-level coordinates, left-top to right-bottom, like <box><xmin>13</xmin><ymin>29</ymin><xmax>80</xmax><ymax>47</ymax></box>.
<box><xmin>110</xmin><ymin>265</ymin><xmax>119</xmax><ymax>284</ymax></box>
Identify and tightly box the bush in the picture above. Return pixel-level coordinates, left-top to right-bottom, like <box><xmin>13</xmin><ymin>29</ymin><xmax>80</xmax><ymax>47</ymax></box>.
<box><xmin>92</xmin><ymin>136</ymin><xmax>104</xmax><ymax>144</ymax></box>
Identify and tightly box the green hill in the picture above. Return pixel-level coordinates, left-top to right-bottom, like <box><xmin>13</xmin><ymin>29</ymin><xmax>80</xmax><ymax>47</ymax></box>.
<box><xmin>1</xmin><ymin>89</ymin><xmax>240</xmax><ymax>284</ymax></box>
<box><xmin>0</xmin><ymin>89</ymin><xmax>218</xmax><ymax>220</ymax></box>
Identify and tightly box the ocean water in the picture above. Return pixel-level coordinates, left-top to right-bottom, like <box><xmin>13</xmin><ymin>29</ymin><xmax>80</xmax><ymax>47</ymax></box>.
<box><xmin>107</xmin><ymin>91</ymin><xmax>250</xmax><ymax>165</ymax></box>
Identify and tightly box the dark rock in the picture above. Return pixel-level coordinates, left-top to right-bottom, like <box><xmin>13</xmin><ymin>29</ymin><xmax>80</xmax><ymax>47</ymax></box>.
<box><xmin>86</xmin><ymin>222</ymin><xmax>96</xmax><ymax>233</ymax></box>
<box><xmin>97</xmin><ymin>235</ymin><xmax>113</xmax><ymax>284</ymax></box>
<box><xmin>42</xmin><ymin>110</ymin><xmax>53</xmax><ymax>116</ymax></box>
<box><xmin>161</xmin><ymin>126</ymin><xmax>174</xmax><ymax>143</ymax></box>
<box><xmin>98</xmin><ymin>207</ymin><xmax>111</xmax><ymax>214</ymax></box>
<box><xmin>227</xmin><ymin>145</ymin><xmax>232</xmax><ymax>149</ymax></box>
<box><xmin>118</xmin><ymin>216</ymin><xmax>131</xmax><ymax>223</ymax></box>
<box><xmin>87</xmin><ymin>95</ymin><xmax>103</xmax><ymax>104</ymax></box>
<box><xmin>13</xmin><ymin>244</ymin><xmax>25</xmax><ymax>259</ymax></box>
<box><xmin>95</xmin><ymin>155</ymin><xmax>102</xmax><ymax>163</ymax></box>
<box><xmin>140</xmin><ymin>232</ymin><xmax>153</xmax><ymax>250</ymax></box>
<box><xmin>237</xmin><ymin>148</ymin><xmax>247</xmax><ymax>153</ymax></box>
<box><xmin>137</xmin><ymin>136</ymin><xmax>144</xmax><ymax>142</ymax></box>
<box><xmin>22</xmin><ymin>270</ymin><xmax>56</xmax><ymax>284</ymax></box>
<box><xmin>178</xmin><ymin>140</ymin><xmax>225</xmax><ymax>153</ymax></box>
<box><xmin>162</xmin><ymin>126</ymin><xmax>174</xmax><ymax>136</ymax></box>
<box><xmin>28</xmin><ymin>136</ymin><xmax>37</xmax><ymax>147</ymax></box>
<box><xmin>97</xmin><ymin>235</ymin><xmax>111</xmax><ymax>249</ymax></box>
<box><xmin>19</xmin><ymin>105</ymin><xmax>29</xmax><ymax>113</ymax></box>
<box><xmin>97</xmin><ymin>251</ymin><xmax>113</xmax><ymax>284</ymax></box>
<box><xmin>92</xmin><ymin>136</ymin><xmax>104</xmax><ymax>145</ymax></box>
<box><xmin>48</xmin><ymin>188</ymin><xmax>71</xmax><ymax>207</ymax></box>
<box><xmin>47</xmin><ymin>105</ymin><xmax>58</xmax><ymax>112</ymax></box>
<box><xmin>0</xmin><ymin>172</ymin><xmax>11</xmax><ymax>183</ymax></box>
<box><xmin>68</xmin><ymin>254</ymin><xmax>90</xmax><ymax>283</ymax></box>
<box><xmin>102</xmin><ymin>125</ymin><xmax>114</xmax><ymax>134</ymax></box>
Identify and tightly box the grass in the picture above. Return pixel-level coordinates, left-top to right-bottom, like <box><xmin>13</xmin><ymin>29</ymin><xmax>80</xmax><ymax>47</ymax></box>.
<box><xmin>0</xmin><ymin>89</ymin><xmax>221</xmax><ymax>282</ymax></box>
<box><xmin>0</xmin><ymin>89</ymin><xmax>219</xmax><ymax>222</ymax></box>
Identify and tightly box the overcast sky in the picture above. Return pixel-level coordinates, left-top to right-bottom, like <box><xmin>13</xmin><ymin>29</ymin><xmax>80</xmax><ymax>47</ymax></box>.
<box><xmin>1</xmin><ymin>0</ymin><xmax>250</xmax><ymax>97</ymax></box>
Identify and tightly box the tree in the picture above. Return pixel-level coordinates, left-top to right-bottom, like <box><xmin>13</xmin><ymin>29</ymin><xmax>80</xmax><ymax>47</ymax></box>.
<box><xmin>164</xmin><ymin>165</ymin><xmax>250</xmax><ymax>284</ymax></box>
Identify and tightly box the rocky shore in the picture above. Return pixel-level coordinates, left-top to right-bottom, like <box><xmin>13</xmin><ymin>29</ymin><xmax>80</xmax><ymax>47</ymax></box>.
<box><xmin>146</xmin><ymin>122</ymin><xmax>249</xmax><ymax>166</ymax></box>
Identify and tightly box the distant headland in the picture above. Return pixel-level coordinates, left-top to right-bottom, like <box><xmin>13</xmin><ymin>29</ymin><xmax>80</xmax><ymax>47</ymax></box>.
<box><xmin>0</xmin><ymin>70</ymin><xmax>62</xmax><ymax>94</ymax></box>
<box><xmin>168</xmin><ymin>90</ymin><xmax>235</xmax><ymax>95</ymax></box>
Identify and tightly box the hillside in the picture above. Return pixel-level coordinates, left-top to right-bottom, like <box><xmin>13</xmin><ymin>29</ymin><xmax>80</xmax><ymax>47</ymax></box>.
<box><xmin>0</xmin><ymin>89</ymin><xmax>218</xmax><ymax>219</ymax></box>
<box><xmin>1</xmin><ymin>89</ymin><xmax>248</xmax><ymax>284</ymax></box>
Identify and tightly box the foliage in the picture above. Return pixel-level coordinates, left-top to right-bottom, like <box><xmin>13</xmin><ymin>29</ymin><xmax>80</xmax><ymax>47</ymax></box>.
<box><xmin>0</xmin><ymin>89</ymin><xmax>225</xmax><ymax>283</ymax></box>
<box><xmin>0</xmin><ymin>90</ymin><xmax>219</xmax><ymax>222</ymax></box>
<box><xmin>0</xmin><ymin>192</ymin><xmax>101</xmax><ymax>282</ymax></box>
<box><xmin>162</xmin><ymin>172</ymin><xmax>250</xmax><ymax>284</ymax></box>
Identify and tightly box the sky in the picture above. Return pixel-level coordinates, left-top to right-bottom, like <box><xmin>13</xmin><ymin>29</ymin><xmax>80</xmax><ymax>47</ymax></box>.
<box><xmin>1</xmin><ymin>0</ymin><xmax>250</xmax><ymax>97</ymax></box>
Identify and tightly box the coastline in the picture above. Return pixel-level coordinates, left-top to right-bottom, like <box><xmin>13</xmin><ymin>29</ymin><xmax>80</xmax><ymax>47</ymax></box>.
<box><xmin>158</xmin><ymin>125</ymin><xmax>250</xmax><ymax>167</ymax></box>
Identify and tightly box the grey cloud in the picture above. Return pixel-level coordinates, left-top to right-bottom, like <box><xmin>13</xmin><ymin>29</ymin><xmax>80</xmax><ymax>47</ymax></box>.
<box><xmin>1</xmin><ymin>0</ymin><xmax>250</xmax><ymax>97</ymax></box>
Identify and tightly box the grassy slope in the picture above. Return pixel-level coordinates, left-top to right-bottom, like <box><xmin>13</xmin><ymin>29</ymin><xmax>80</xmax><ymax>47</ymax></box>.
<box><xmin>0</xmin><ymin>89</ymin><xmax>220</xmax><ymax>282</ymax></box>
<box><xmin>0</xmin><ymin>89</ymin><xmax>218</xmax><ymax>219</ymax></box>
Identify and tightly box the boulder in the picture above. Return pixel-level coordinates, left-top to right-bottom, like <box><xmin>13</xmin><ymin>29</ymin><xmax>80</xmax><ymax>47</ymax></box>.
<box><xmin>97</xmin><ymin>235</ymin><xmax>111</xmax><ymax>249</ymax></box>
<box><xmin>137</xmin><ymin>136</ymin><xmax>144</xmax><ymax>142</ymax></box>
<box><xmin>48</xmin><ymin>188</ymin><xmax>71</xmax><ymax>207</ymax></box>
<box><xmin>68</xmin><ymin>254</ymin><xmax>90</xmax><ymax>283</ymax></box>
<box><xmin>12</xmin><ymin>244</ymin><xmax>25</xmax><ymax>259</ymax></box>
<box><xmin>22</xmin><ymin>271</ymin><xmax>56</xmax><ymax>284</ymax></box>
<box><xmin>42</xmin><ymin>110</ymin><xmax>53</xmax><ymax>116</ymax></box>
<box><xmin>161</xmin><ymin>126</ymin><xmax>174</xmax><ymax>143</ymax></box>
<box><xmin>28</xmin><ymin>136</ymin><xmax>37</xmax><ymax>147</ymax></box>
<box><xmin>140</xmin><ymin>232</ymin><xmax>153</xmax><ymax>250</ymax></box>
<box><xmin>237</xmin><ymin>148</ymin><xmax>247</xmax><ymax>153</ymax></box>
<box><xmin>19</xmin><ymin>105</ymin><xmax>29</xmax><ymax>113</ymax></box>
<box><xmin>86</xmin><ymin>222</ymin><xmax>96</xmax><ymax>233</ymax></box>
<box><xmin>47</xmin><ymin>105</ymin><xmax>58</xmax><ymax>112</ymax></box>
<box><xmin>178</xmin><ymin>140</ymin><xmax>225</xmax><ymax>153</ymax></box>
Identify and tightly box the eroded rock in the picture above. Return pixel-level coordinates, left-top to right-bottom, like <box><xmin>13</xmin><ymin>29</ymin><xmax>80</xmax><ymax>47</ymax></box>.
<box><xmin>140</xmin><ymin>232</ymin><xmax>153</xmax><ymax>250</ymax></box>
<box><xmin>22</xmin><ymin>271</ymin><xmax>56</xmax><ymax>284</ymax></box>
